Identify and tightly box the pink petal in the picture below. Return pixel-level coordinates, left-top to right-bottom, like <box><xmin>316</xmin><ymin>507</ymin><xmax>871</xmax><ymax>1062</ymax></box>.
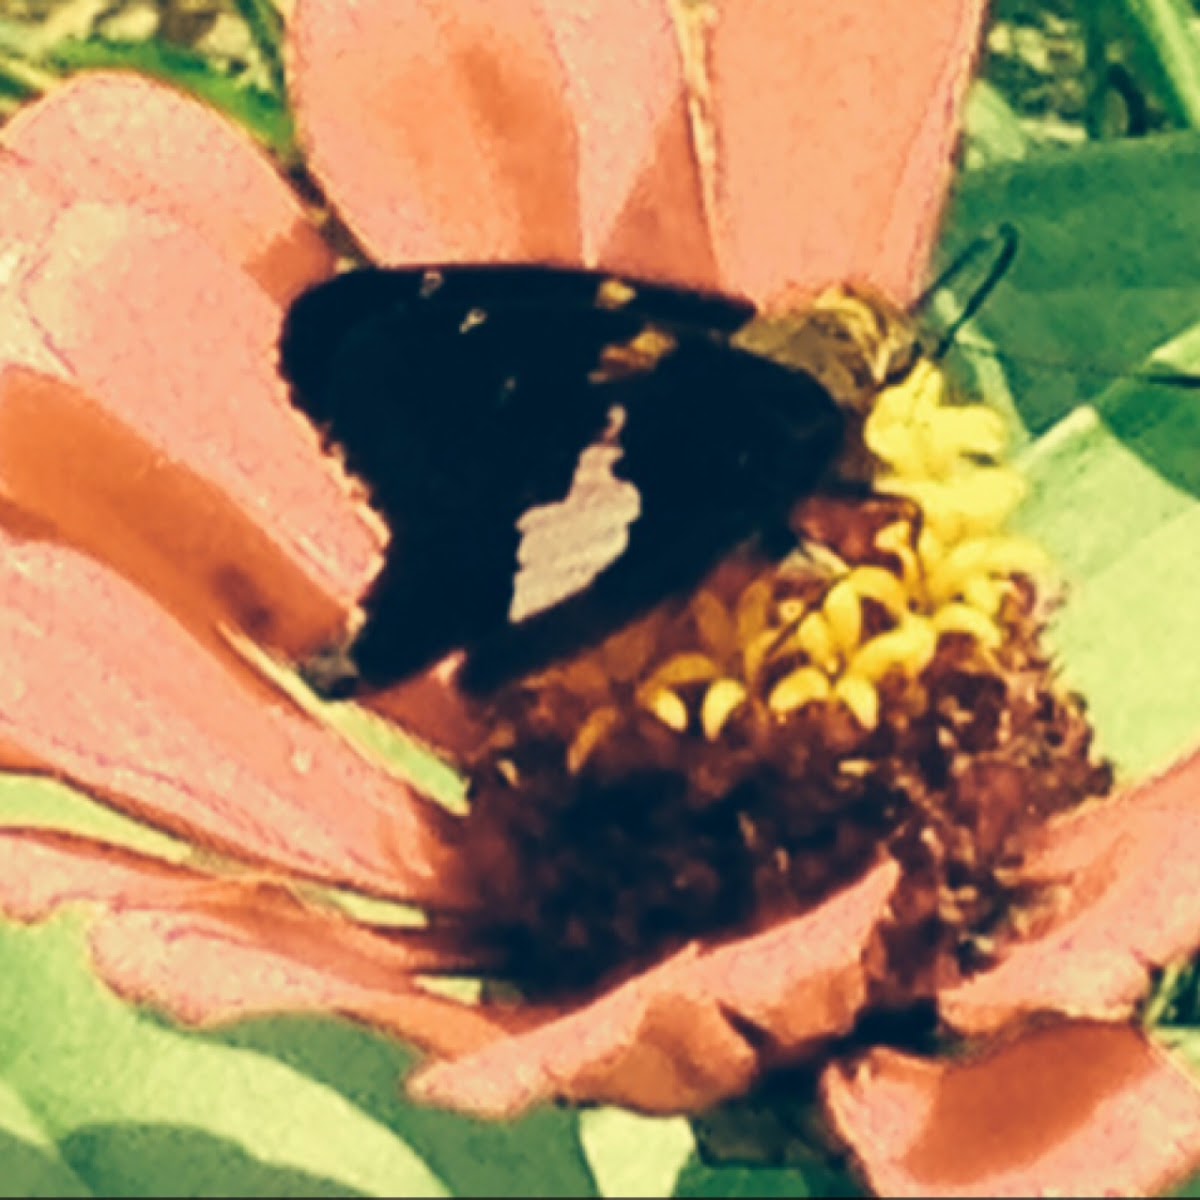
<box><xmin>3</xmin><ymin>199</ymin><xmax>382</xmax><ymax>642</ymax></box>
<box><xmin>941</xmin><ymin>749</ymin><xmax>1200</xmax><ymax>1036</ymax></box>
<box><xmin>0</xmin><ymin>828</ymin><xmax>229</xmax><ymax>922</ymax></box>
<box><xmin>0</xmin><ymin>366</ymin><xmax>370</xmax><ymax>667</ymax></box>
<box><xmin>291</xmin><ymin>0</ymin><xmax>717</xmax><ymax>285</ymax></box>
<box><xmin>0</xmin><ymin>155</ymin><xmax>73</xmax><ymax>377</ymax></box>
<box><xmin>1</xmin><ymin>73</ymin><xmax>331</xmax><ymax>303</ymax></box>
<box><xmin>823</xmin><ymin>1022</ymin><xmax>1200</xmax><ymax>1198</ymax></box>
<box><xmin>0</xmin><ymin>829</ymin><xmax>502</xmax><ymax>1050</ymax></box>
<box><xmin>537</xmin><ymin>0</ymin><xmax>716</xmax><ymax>287</ymax></box>
<box><xmin>708</xmin><ymin>0</ymin><xmax>988</xmax><ymax>306</ymax></box>
<box><xmin>290</xmin><ymin>0</ymin><xmax>583</xmax><ymax>266</ymax></box>
<box><xmin>100</xmin><ymin>902</ymin><xmax>517</xmax><ymax>1057</ymax></box>
<box><xmin>0</xmin><ymin>533</ymin><xmax>464</xmax><ymax>906</ymax></box>
<box><xmin>408</xmin><ymin>859</ymin><xmax>899</xmax><ymax>1117</ymax></box>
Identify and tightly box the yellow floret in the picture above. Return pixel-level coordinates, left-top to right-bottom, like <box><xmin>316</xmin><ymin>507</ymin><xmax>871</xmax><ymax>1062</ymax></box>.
<box><xmin>823</xmin><ymin>580</ymin><xmax>864</xmax><ymax>655</ymax></box>
<box><xmin>883</xmin><ymin>468</ymin><xmax>1026</xmax><ymax>544</ymax></box>
<box><xmin>834</xmin><ymin>674</ymin><xmax>881</xmax><ymax>730</ymax></box>
<box><xmin>701</xmin><ymin>678</ymin><xmax>749</xmax><ymax>740</ymax></box>
<box><xmin>851</xmin><ymin>618</ymin><xmax>939</xmax><ymax>683</ymax></box>
<box><xmin>963</xmin><ymin>576</ymin><xmax>1009</xmax><ymax>617</ymax></box>
<box><xmin>794</xmin><ymin>611</ymin><xmax>841</xmax><ymax>673</ymax></box>
<box><xmin>844</xmin><ymin>566</ymin><xmax>911</xmax><ymax>618</ymax></box>
<box><xmin>931</xmin><ymin>603</ymin><xmax>1004</xmax><ymax>651</ymax></box>
<box><xmin>924</xmin><ymin>405</ymin><xmax>1008</xmax><ymax>465</ymax></box>
<box><xmin>639</xmin><ymin>687</ymin><xmax>690</xmax><ymax>732</ymax></box>
<box><xmin>926</xmin><ymin>535</ymin><xmax>1048</xmax><ymax>607</ymax></box>
<box><xmin>864</xmin><ymin>361</ymin><xmax>948</xmax><ymax>478</ymax></box>
<box><xmin>776</xmin><ymin>597</ymin><xmax>807</xmax><ymax>624</ymax></box>
<box><xmin>768</xmin><ymin>666</ymin><xmax>833</xmax><ymax>715</ymax></box>
<box><xmin>875</xmin><ymin>522</ymin><xmax>922</xmax><ymax>592</ymax></box>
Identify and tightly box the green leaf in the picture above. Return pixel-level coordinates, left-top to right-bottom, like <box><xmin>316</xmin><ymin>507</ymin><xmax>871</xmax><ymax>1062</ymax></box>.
<box><xmin>938</xmin><ymin>131</ymin><xmax>1200</xmax><ymax>434</ymax></box>
<box><xmin>1102</xmin><ymin>0</ymin><xmax>1200</xmax><ymax>130</ymax></box>
<box><xmin>0</xmin><ymin>1081</ymin><xmax>91</xmax><ymax>1197</ymax></box>
<box><xmin>230</xmin><ymin>0</ymin><xmax>288</xmax><ymax>100</ymax></box>
<box><xmin>963</xmin><ymin>79</ymin><xmax>1033</xmax><ymax>168</ymax></box>
<box><xmin>0</xmin><ymin>49</ymin><xmax>54</xmax><ymax>101</ymax></box>
<box><xmin>901</xmin><ymin>127</ymin><xmax>1200</xmax><ymax>782</ymax></box>
<box><xmin>0</xmin><ymin>1131</ymin><xmax>92</xmax><ymax>1199</ymax></box>
<box><xmin>1018</xmin><ymin>404</ymin><xmax>1200</xmax><ymax>779</ymax></box>
<box><xmin>578</xmin><ymin>1109</ymin><xmax>693</xmax><ymax>1197</ymax></box>
<box><xmin>202</xmin><ymin>1019</ymin><xmax>598</xmax><ymax>1198</ymax></box>
<box><xmin>0</xmin><ymin>918</ymin><xmax>452</xmax><ymax>1197</ymax></box>
<box><xmin>672</xmin><ymin>1153</ymin><xmax>860</xmax><ymax>1198</ymax></box>
<box><xmin>45</xmin><ymin>39</ymin><xmax>296</xmax><ymax>163</ymax></box>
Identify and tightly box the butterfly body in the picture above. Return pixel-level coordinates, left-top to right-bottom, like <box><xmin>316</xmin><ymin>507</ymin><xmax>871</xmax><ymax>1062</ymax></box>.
<box><xmin>280</xmin><ymin>266</ymin><xmax>845</xmax><ymax>695</ymax></box>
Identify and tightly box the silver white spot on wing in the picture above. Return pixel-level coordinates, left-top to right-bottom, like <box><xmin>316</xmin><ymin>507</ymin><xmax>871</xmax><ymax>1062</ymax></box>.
<box><xmin>509</xmin><ymin>408</ymin><xmax>641</xmax><ymax>623</ymax></box>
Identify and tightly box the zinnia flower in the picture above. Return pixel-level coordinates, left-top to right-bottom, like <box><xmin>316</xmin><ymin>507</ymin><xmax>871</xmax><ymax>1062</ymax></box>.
<box><xmin>1</xmin><ymin>1</ymin><xmax>1200</xmax><ymax>1195</ymax></box>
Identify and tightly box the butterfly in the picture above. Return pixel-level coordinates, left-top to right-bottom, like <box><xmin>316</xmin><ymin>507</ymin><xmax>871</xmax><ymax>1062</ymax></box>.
<box><xmin>280</xmin><ymin>265</ymin><xmax>846</xmax><ymax>696</ymax></box>
<box><xmin>278</xmin><ymin>225</ymin><xmax>1028</xmax><ymax>699</ymax></box>
<box><xmin>279</xmin><ymin>4</ymin><xmax>1199</xmax><ymax>706</ymax></box>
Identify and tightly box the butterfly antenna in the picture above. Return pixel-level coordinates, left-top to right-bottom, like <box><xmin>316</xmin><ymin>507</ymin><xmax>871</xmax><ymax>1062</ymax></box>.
<box><xmin>913</xmin><ymin>222</ymin><xmax>1019</xmax><ymax>360</ymax></box>
<box><xmin>915</xmin><ymin>223</ymin><xmax>1200</xmax><ymax>391</ymax></box>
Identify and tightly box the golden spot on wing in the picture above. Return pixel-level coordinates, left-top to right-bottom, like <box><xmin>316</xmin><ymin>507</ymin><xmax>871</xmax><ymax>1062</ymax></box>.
<box><xmin>590</xmin><ymin>327</ymin><xmax>678</xmax><ymax>383</ymax></box>
<box><xmin>595</xmin><ymin>277</ymin><xmax>638</xmax><ymax>310</ymax></box>
<box><xmin>459</xmin><ymin>307</ymin><xmax>487</xmax><ymax>334</ymax></box>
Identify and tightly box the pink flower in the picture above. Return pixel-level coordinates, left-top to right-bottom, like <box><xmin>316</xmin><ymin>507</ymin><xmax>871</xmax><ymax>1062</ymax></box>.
<box><xmin>1</xmin><ymin>2</ymin><xmax>1200</xmax><ymax>1194</ymax></box>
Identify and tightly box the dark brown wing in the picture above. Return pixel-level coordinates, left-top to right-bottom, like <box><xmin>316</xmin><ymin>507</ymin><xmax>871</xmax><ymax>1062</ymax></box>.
<box><xmin>278</xmin><ymin>266</ymin><xmax>842</xmax><ymax>695</ymax></box>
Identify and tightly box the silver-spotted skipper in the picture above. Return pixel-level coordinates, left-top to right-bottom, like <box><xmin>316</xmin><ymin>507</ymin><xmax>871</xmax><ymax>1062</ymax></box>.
<box><xmin>279</xmin><ymin>230</ymin><xmax>1019</xmax><ymax>698</ymax></box>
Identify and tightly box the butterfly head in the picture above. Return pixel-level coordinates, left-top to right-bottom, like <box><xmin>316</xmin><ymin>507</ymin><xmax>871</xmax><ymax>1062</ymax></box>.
<box><xmin>737</xmin><ymin>287</ymin><xmax>922</xmax><ymax>413</ymax></box>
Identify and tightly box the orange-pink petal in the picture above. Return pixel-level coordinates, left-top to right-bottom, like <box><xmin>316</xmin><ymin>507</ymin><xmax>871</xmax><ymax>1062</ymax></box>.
<box><xmin>408</xmin><ymin>859</ymin><xmax>899</xmax><ymax>1117</ymax></box>
<box><xmin>0</xmin><ymin>155</ymin><xmax>73</xmax><ymax>377</ymax></box>
<box><xmin>708</xmin><ymin>0</ymin><xmax>988</xmax><ymax>307</ymax></box>
<box><xmin>0</xmin><ymin>72</ymin><xmax>332</xmax><ymax>303</ymax></box>
<box><xmin>0</xmin><ymin>828</ymin><xmax>506</xmax><ymax>1051</ymax></box>
<box><xmin>290</xmin><ymin>0</ymin><xmax>584</xmax><ymax>267</ymax></box>
<box><xmin>0</xmin><ymin>534</ymin><xmax>464</xmax><ymax>906</ymax></box>
<box><xmin>824</xmin><ymin>1021</ymin><xmax>1200</xmax><ymax>1198</ymax></box>
<box><xmin>1</xmin><ymin>197</ymin><xmax>382</xmax><ymax>641</ymax></box>
<box><xmin>941</xmin><ymin>749</ymin><xmax>1200</xmax><ymax>1036</ymax></box>
<box><xmin>0</xmin><ymin>366</ymin><xmax>366</xmax><ymax>666</ymax></box>
<box><xmin>0</xmin><ymin>828</ymin><xmax>233</xmax><ymax>922</ymax></box>
<box><xmin>539</xmin><ymin>0</ymin><xmax>716</xmax><ymax>288</ymax></box>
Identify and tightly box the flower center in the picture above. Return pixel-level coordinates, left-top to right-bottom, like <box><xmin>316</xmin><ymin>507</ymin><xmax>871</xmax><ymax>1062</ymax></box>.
<box><xmin>449</xmin><ymin>290</ymin><xmax>1113</xmax><ymax>1001</ymax></box>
